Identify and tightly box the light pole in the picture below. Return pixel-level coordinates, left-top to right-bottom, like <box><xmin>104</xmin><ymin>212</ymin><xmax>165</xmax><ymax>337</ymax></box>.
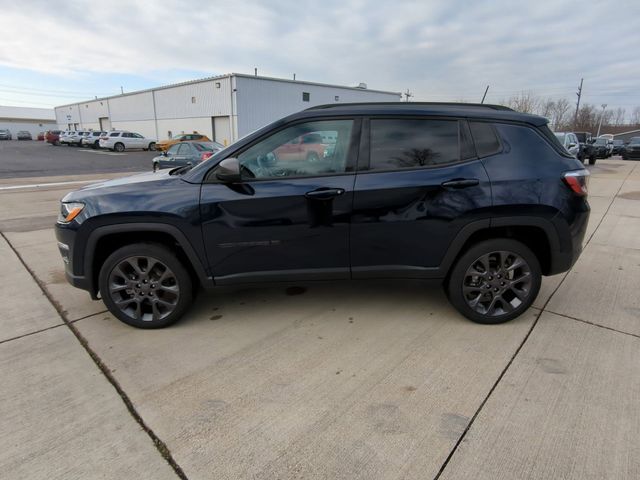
<box><xmin>596</xmin><ymin>103</ymin><xmax>607</xmax><ymax>137</ymax></box>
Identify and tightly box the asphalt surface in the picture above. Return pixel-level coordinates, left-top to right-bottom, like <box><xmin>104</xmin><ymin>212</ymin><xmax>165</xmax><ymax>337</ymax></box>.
<box><xmin>1</xmin><ymin>145</ymin><xmax>640</xmax><ymax>479</ymax></box>
<box><xmin>0</xmin><ymin>140</ymin><xmax>155</xmax><ymax>178</ymax></box>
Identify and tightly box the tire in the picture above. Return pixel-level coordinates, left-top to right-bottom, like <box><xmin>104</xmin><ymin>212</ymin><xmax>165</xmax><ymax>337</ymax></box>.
<box><xmin>99</xmin><ymin>243</ymin><xmax>193</xmax><ymax>329</ymax></box>
<box><xmin>447</xmin><ymin>239</ymin><xmax>541</xmax><ymax>324</ymax></box>
<box><xmin>114</xmin><ymin>142</ymin><xmax>125</xmax><ymax>152</ymax></box>
<box><xmin>54</xmin><ymin>140</ymin><xmax>60</xmax><ymax>146</ymax></box>
<box><xmin>148</xmin><ymin>142</ymin><xmax>156</xmax><ymax>151</ymax></box>
<box><xmin>92</xmin><ymin>140</ymin><xmax>99</xmax><ymax>149</ymax></box>
<box><xmin>153</xmin><ymin>162</ymin><xmax>158</xmax><ymax>172</ymax></box>
<box><xmin>589</xmin><ymin>157</ymin><xmax>596</xmax><ymax>165</ymax></box>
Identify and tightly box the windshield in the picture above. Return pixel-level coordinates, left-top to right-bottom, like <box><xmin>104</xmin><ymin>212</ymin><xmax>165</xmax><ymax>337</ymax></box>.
<box><xmin>554</xmin><ymin>133</ymin><xmax>566</xmax><ymax>144</ymax></box>
<box><xmin>594</xmin><ymin>138</ymin><xmax>607</xmax><ymax>145</ymax></box>
<box><xmin>629</xmin><ymin>137</ymin><xmax>640</xmax><ymax>145</ymax></box>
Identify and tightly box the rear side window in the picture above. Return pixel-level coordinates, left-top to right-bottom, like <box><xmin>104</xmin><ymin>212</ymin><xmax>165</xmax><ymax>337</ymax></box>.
<box><xmin>469</xmin><ymin>122</ymin><xmax>501</xmax><ymax>157</ymax></box>
<box><xmin>369</xmin><ymin>119</ymin><xmax>460</xmax><ymax>170</ymax></box>
<box><xmin>109</xmin><ymin>132</ymin><xmax>120</xmax><ymax>137</ymax></box>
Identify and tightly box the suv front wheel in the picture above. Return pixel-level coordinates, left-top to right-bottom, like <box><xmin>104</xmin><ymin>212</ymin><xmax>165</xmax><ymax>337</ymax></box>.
<box><xmin>447</xmin><ymin>239</ymin><xmax>541</xmax><ymax>324</ymax></box>
<box><xmin>99</xmin><ymin>243</ymin><xmax>193</xmax><ymax>328</ymax></box>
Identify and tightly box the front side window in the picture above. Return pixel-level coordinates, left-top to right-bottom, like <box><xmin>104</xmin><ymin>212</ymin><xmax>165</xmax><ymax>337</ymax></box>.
<box><xmin>167</xmin><ymin>144</ymin><xmax>180</xmax><ymax>156</ymax></box>
<box><xmin>369</xmin><ymin>119</ymin><xmax>460</xmax><ymax>170</ymax></box>
<box><xmin>237</xmin><ymin>119</ymin><xmax>354</xmax><ymax>180</ymax></box>
<box><xmin>177</xmin><ymin>143</ymin><xmax>190</xmax><ymax>155</ymax></box>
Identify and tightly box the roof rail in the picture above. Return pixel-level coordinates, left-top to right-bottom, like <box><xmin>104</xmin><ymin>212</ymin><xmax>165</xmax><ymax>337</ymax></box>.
<box><xmin>306</xmin><ymin>102</ymin><xmax>514</xmax><ymax>112</ymax></box>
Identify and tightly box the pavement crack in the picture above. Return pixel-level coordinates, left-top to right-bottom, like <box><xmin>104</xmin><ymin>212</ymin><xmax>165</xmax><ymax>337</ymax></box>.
<box><xmin>0</xmin><ymin>231</ymin><xmax>189</xmax><ymax>480</ymax></box>
<box><xmin>545</xmin><ymin>310</ymin><xmax>640</xmax><ymax>340</ymax></box>
<box><xmin>0</xmin><ymin>322</ymin><xmax>66</xmax><ymax>345</ymax></box>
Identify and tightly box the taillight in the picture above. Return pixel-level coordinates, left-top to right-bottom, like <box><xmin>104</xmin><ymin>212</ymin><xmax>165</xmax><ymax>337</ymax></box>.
<box><xmin>563</xmin><ymin>169</ymin><xmax>590</xmax><ymax>197</ymax></box>
<box><xmin>201</xmin><ymin>152</ymin><xmax>214</xmax><ymax>160</ymax></box>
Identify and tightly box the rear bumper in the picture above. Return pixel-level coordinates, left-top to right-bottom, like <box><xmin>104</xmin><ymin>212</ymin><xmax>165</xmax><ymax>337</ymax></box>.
<box><xmin>547</xmin><ymin>202</ymin><xmax>589</xmax><ymax>275</ymax></box>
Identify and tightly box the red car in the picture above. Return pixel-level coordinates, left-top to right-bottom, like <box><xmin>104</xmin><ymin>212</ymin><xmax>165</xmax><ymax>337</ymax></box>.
<box><xmin>274</xmin><ymin>133</ymin><xmax>326</xmax><ymax>162</ymax></box>
<box><xmin>45</xmin><ymin>130</ymin><xmax>63</xmax><ymax>145</ymax></box>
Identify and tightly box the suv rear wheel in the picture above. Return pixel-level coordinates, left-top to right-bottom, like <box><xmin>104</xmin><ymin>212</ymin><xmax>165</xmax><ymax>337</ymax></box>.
<box><xmin>99</xmin><ymin>243</ymin><xmax>193</xmax><ymax>328</ymax></box>
<box><xmin>447</xmin><ymin>239</ymin><xmax>541</xmax><ymax>324</ymax></box>
<box><xmin>114</xmin><ymin>142</ymin><xmax>125</xmax><ymax>152</ymax></box>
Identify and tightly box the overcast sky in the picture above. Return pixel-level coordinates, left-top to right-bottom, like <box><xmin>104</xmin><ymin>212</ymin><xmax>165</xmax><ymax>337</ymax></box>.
<box><xmin>0</xmin><ymin>0</ymin><xmax>638</xmax><ymax>115</ymax></box>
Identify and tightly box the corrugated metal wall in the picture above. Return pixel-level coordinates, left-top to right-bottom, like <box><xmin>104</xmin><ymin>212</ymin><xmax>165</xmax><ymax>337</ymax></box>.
<box><xmin>234</xmin><ymin>76</ymin><xmax>400</xmax><ymax>137</ymax></box>
<box><xmin>108</xmin><ymin>92</ymin><xmax>155</xmax><ymax>121</ymax></box>
<box><xmin>154</xmin><ymin>78</ymin><xmax>232</xmax><ymax>119</ymax></box>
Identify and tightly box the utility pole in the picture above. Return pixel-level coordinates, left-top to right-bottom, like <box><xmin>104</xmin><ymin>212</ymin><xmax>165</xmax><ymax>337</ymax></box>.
<box><xmin>596</xmin><ymin>103</ymin><xmax>607</xmax><ymax>137</ymax></box>
<box><xmin>480</xmin><ymin>85</ymin><xmax>489</xmax><ymax>104</ymax></box>
<box><xmin>120</xmin><ymin>86</ymin><xmax>124</xmax><ymax>95</ymax></box>
<box><xmin>403</xmin><ymin>89</ymin><xmax>413</xmax><ymax>102</ymax></box>
<box><xmin>573</xmin><ymin>78</ymin><xmax>583</xmax><ymax>127</ymax></box>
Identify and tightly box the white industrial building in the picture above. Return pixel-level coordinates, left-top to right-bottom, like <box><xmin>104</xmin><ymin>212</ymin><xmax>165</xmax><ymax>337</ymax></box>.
<box><xmin>0</xmin><ymin>106</ymin><xmax>57</xmax><ymax>138</ymax></box>
<box><xmin>55</xmin><ymin>73</ymin><xmax>401</xmax><ymax>146</ymax></box>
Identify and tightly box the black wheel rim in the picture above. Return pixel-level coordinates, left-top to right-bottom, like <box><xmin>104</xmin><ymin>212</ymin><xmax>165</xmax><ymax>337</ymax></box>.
<box><xmin>462</xmin><ymin>250</ymin><xmax>533</xmax><ymax>317</ymax></box>
<box><xmin>108</xmin><ymin>256</ymin><xmax>179</xmax><ymax>322</ymax></box>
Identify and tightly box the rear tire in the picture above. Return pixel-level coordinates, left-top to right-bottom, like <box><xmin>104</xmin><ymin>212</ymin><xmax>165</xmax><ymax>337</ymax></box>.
<box><xmin>114</xmin><ymin>142</ymin><xmax>125</xmax><ymax>152</ymax></box>
<box><xmin>99</xmin><ymin>243</ymin><xmax>193</xmax><ymax>329</ymax></box>
<box><xmin>447</xmin><ymin>239</ymin><xmax>541</xmax><ymax>324</ymax></box>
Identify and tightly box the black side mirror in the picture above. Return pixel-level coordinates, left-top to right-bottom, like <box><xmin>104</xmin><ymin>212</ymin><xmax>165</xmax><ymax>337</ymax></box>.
<box><xmin>216</xmin><ymin>157</ymin><xmax>242</xmax><ymax>183</ymax></box>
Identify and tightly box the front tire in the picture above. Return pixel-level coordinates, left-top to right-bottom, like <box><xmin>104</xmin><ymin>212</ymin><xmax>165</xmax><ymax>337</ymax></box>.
<box><xmin>148</xmin><ymin>142</ymin><xmax>156</xmax><ymax>151</ymax></box>
<box><xmin>447</xmin><ymin>239</ymin><xmax>541</xmax><ymax>324</ymax></box>
<box><xmin>99</xmin><ymin>243</ymin><xmax>193</xmax><ymax>329</ymax></box>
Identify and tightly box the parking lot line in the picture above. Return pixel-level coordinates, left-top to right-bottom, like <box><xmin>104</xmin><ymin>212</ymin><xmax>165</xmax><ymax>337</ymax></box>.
<box><xmin>0</xmin><ymin>179</ymin><xmax>106</xmax><ymax>191</ymax></box>
<box><xmin>78</xmin><ymin>150</ymin><xmax>126</xmax><ymax>156</ymax></box>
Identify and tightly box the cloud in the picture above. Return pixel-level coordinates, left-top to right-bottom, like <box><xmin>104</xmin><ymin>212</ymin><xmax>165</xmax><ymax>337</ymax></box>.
<box><xmin>0</xmin><ymin>0</ymin><xmax>639</xmax><ymax>108</ymax></box>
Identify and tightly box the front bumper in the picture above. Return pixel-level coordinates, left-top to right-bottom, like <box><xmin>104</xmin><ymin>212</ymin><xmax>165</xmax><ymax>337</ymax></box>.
<box><xmin>55</xmin><ymin>223</ymin><xmax>95</xmax><ymax>297</ymax></box>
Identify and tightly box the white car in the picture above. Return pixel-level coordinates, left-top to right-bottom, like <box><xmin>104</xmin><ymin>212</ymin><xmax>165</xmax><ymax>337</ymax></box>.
<box><xmin>554</xmin><ymin>132</ymin><xmax>580</xmax><ymax>158</ymax></box>
<box><xmin>98</xmin><ymin>131</ymin><xmax>157</xmax><ymax>152</ymax></box>
<box><xmin>59</xmin><ymin>131</ymin><xmax>79</xmax><ymax>145</ymax></box>
<box><xmin>81</xmin><ymin>131</ymin><xmax>107</xmax><ymax>149</ymax></box>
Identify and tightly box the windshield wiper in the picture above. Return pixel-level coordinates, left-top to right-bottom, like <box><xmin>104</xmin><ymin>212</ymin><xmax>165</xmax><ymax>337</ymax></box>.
<box><xmin>169</xmin><ymin>164</ymin><xmax>193</xmax><ymax>176</ymax></box>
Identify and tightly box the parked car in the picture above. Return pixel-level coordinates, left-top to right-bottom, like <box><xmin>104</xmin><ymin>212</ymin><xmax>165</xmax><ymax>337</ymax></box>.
<box><xmin>81</xmin><ymin>131</ymin><xmax>107</xmax><ymax>149</ymax></box>
<box><xmin>56</xmin><ymin>102</ymin><xmax>590</xmax><ymax>329</ymax></box>
<box><xmin>46</xmin><ymin>130</ymin><xmax>64</xmax><ymax>145</ymax></box>
<box><xmin>152</xmin><ymin>141</ymin><xmax>224</xmax><ymax>171</ymax></box>
<box><xmin>37</xmin><ymin>132</ymin><xmax>45</xmax><ymax>141</ymax></box>
<box><xmin>155</xmin><ymin>133</ymin><xmax>212</xmax><ymax>152</ymax></box>
<box><xmin>554</xmin><ymin>132</ymin><xmax>580</xmax><ymax>158</ymax></box>
<box><xmin>612</xmin><ymin>139</ymin><xmax>625</xmax><ymax>155</ymax></box>
<box><xmin>0</xmin><ymin>129</ymin><xmax>12</xmax><ymax>140</ymax></box>
<box><xmin>59</xmin><ymin>131</ymin><xmax>78</xmax><ymax>145</ymax></box>
<box><xmin>574</xmin><ymin>132</ymin><xmax>595</xmax><ymax>164</ymax></box>
<box><xmin>98</xmin><ymin>131</ymin><xmax>157</xmax><ymax>152</ymax></box>
<box><xmin>592</xmin><ymin>137</ymin><xmax>611</xmax><ymax>159</ymax></box>
<box><xmin>274</xmin><ymin>132</ymin><xmax>327</xmax><ymax>163</ymax></box>
<box><xmin>621</xmin><ymin>137</ymin><xmax>640</xmax><ymax>160</ymax></box>
<box><xmin>17</xmin><ymin>131</ymin><xmax>32</xmax><ymax>140</ymax></box>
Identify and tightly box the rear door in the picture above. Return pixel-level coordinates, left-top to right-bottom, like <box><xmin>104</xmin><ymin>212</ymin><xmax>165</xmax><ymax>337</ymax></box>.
<box><xmin>351</xmin><ymin>117</ymin><xmax>492</xmax><ymax>278</ymax></box>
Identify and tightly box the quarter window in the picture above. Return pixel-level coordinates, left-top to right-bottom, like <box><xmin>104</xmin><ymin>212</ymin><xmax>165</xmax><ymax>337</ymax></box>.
<box><xmin>369</xmin><ymin>119</ymin><xmax>460</xmax><ymax>170</ymax></box>
<box><xmin>237</xmin><ymin>119</ymin><xmax>354</xmax><ymax>180</ymax></box>
<box><xmin>469</xmin><ymin>122</ymin><xmax>501</xmax><ymax>157</ymax></box>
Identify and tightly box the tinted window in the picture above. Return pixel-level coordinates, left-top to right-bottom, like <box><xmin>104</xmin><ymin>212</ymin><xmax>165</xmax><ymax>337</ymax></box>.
<box><xmin>469</xmin><ymin>122</ymin><xmax>501</xmax><ymax>157</ymax></box>
<box><xmin>109</xmin><ymin>132</ymin><xmax>120</xmax><ymax>137</ymax></box>
<box><xmin>237</xmin><ymin>119</ymin><xmax>354</xmax><ymax>180</ymax></box>
<box><xmin>369</xmin><ymin>119</ymin><xmax>459</xmax><ymax>170</ymax></box>
<box><xmin>177</xmin><ymin>144</ymin><xmax>191</xmax><ymax>155</ymax></box>
<box><xmin>167</xmin><ymin>144</ymin><xmax>180</xmax><ymax>155</ymax></box>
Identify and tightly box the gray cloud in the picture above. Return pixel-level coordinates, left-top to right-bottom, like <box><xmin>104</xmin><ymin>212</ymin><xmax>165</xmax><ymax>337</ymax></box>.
<box><xmin>0</xmin><ymin>0</ymin><xmax>638</xmax><ymax>108</ymax></box>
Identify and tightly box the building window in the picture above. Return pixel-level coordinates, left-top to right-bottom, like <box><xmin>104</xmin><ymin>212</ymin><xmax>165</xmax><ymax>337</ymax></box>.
<box><xmin>302</xmin><ymin>92</ymin><xmax>310</xmax><ymax>102</ymax></box>
<box><xmin>215</xmin><ymin>82</ymin><xmax>221</xmax><ymax>88</ymax></box>
<box><xmin>335</xmin><ymin>95</ymin><xmax>339</xmax><ymax>101</ymax></box>
<box><xmin>191</xmin><ymin>96</ymin><xmax>196</xmax><ymax>103</ymax></box>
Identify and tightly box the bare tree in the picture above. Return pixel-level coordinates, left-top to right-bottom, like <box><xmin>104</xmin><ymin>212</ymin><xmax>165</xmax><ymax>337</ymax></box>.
<box><xmin>504</xmin><ymin>91</ymin><xmax>540</xmax><ymax>114</ymax></box>
<box><xmin>612</xmin><ymin>107</ymin><xmax>626</xmax><ymax>126</ymax></box>
<box><xmin>550</xmin><ymin>98</ymin><xmax>571</xmax><ymax>130</ymax></box>
<box><xmin>631</xmin><ymin>106</ymin><xmax>640</xmax><ymax>125</ymax></box>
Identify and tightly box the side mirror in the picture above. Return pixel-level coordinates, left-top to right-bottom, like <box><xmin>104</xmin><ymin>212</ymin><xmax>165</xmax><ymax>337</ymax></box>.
<box><xmin>162</xmin><ymin>151</ymin><xmax>167</xmax><ymax>156</ymax></box>
<box><xmin>216</xmin><ymin>157</ymin><xmax>241</xmax><ymax>183</ymax></box>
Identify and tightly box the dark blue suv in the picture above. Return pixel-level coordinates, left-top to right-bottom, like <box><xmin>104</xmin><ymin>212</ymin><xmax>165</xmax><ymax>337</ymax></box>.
<box><xmin>55</xmin><ymin>103</ymin><xmax>590</xmax><ymax>328</ymax></box>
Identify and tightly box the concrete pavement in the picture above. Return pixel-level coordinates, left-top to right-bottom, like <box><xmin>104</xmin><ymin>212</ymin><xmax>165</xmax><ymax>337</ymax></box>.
<box><xmin>1</xmin><ymin>158</ymin><xmax>639</xmax><ymax>479</ymax></box>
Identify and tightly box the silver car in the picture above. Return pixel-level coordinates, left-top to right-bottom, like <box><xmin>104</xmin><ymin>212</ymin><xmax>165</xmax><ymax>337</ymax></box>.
<box><xmin>81</xmin><ymin>131</ymin><xmax>107</xmax><ymax>149</ymax></box>
<box><xmin>554</xmin><ymin>132</ymin><xmax>580</xmax><ymax>158</ymax></box>
<box><xmin>98</xmin><ymin>131</ymin><xmax>157</xmax><ymax>152</ymax></box>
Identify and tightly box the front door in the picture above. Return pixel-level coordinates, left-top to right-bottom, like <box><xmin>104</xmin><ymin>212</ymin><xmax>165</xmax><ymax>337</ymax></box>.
<box><xmin>351</xmin><ymin>117</ymin><xmax>492</xmax><ymax>278</ymax></box>
<box><xmin>200</xmin><ymin>118</ymin><xmax>360</xmax><ymax>284</ymax></box>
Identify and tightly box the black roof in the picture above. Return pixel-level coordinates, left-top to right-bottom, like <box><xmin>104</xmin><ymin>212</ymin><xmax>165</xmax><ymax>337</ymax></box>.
<box><xmin>303</xmin><ymin>102</ymin><xmax>548</xmax><ymax>126</ymax></box>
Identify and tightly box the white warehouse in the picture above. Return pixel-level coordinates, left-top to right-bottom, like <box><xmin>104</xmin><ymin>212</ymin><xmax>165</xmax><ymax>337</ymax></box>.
<box><xmin>0</xmin><ymin>106</ymin><xmax>57</xmax><ymax>138</ymax></box>
<box><xmin>55</xmin><ymin>74</ymin><xmax>401</xmax><ymax>146</ymax></box>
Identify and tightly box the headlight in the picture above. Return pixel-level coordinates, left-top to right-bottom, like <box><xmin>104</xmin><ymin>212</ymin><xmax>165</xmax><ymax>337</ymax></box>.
<box><xmin>57</xmin><ymin>202</ymin><xmax>85</xmax><ymax>224</ymax></box>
